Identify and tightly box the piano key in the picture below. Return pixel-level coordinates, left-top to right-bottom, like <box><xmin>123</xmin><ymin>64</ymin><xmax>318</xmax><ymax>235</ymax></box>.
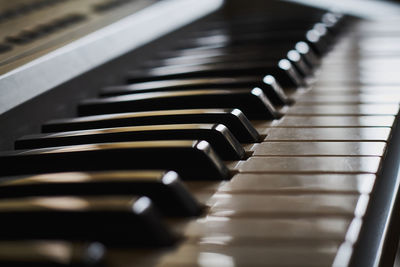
<box><xmin>196</xmin><ymin>16</ymin><xmax>325</xmax><ymax>32</ymax></box>
<box><xmin>158</xmin><ymin>243</ymin><xmax>339</xmax><ymax>267</ymax></box>
<box><xmin>302</xmin><ymin>84</ymin><xmax>399</xmax><ymax>95</ymax></box>
<box><xmin>305</xmin><ymin>28</ymin><xmax>328</xmax><ymax>55</ymax></box>
<box><xmin>0</xmin><ymin>140</ymin><xmax>230</xmax><ymax>180</ymax></box>
<box><xmin>220</xmin><ymin>174</ymin><xmax>375</xmax><ymax>194</ymax></box>
<box><xmin>101</xmin><ymin>76</ymin><xmax>291</xmax><ymax>106</ymax></box>
<box><xmin>286</xmin><ymin>49</ymin><xmax>311</xmax><ymax>76</ymax></box>
<box><xmin>151</xmin><ymin>50</ymin><xmax>293</xmax><ymax>67</ymax></box>
<box><xmin>0</xmin><ymin>170</ymin><xmax>202</xmax><ymax>217</ymax></box>
<box><xmin>152</xmin><ymin>51</ymin><xmax>311</xmax><ymax>78</ymax></box>
<box><xmin>296</xmin><ymin>94</ymin><xmax>400</xmax><ymax>104</ymax></box>
<box><xmin>16</xmin><ymin>124</ymin><xmax>245</xmax><ymax>160</ymax></box>
<box><xmin>163</xmin><ymin>42</ymin><xmax>318</xmax><ymax>69</ymax></box>
<box><xmin>251</xmin><ymin>142</ymin><xmax>386</xmax><ymax>156</ymax></box>
<box><xmin>254</xmin><ymin>115</ymin><xmax>395</xmax><ymax>128</ymax></box>
<box><xmin>42</xmin><ymin>109</ymin><xmax>261</xmax><ymax>143</ymax></box>
<box><xmin>322</xmin><ymin>13</ymin><xmax>343</xmax><ymax>35</ymax></box>
<box><xmin>263</xmin><ymin>127</ymin><xmax>391</xmax><ymax>141</ymax></box>
<box><xmin>160</xmin><ymin>43</ymin><xmax>293</xmax><ymax>58</ymax></box>
<box><xmin>0</xmin><ymin>196</ymin><xmax>176</xmax><ymax>246</ymax></box>
<box><xmin>78</xmin><ymin>89</ymin><xmax>280</xmax><ymax>120</ymax></box>
<box><xmin>0</xmin><ymin>241</ymin><xmax>105</xmax><ymax>266</ymax></box>
<box><xmin>207</xmin><ymin>193</ymin><xmax>366</xmax><ymax>217</ymax></box>
<box><xmin>184</xmin><ymin>216</ymin><xmax>352</xmax><ymax>242</ymax></box>
<box><xmin>177</xmin><ymin>29</ymin><xmax>329</xmax><ymax>56</ymax></box>
<box><xmin>312</xmin><ymin>23</ymin><xmax>333</xmax><ymax>50</ymax></box>
<box><xmin>126</xmin><ymin>60</ymin><xmax>302</xmax><ymax>88</ymax></box>
<box><xmin>175</xmin><ymin>30</ymin><xmax>308</xmax><ymax>49</ymax></box>
<box><xmin>235</xmin><ymin>156</ymin><xmax>381</xmax><ymax>174</ymax></box>
<box><xmin>295</xmin><ymin>41</ymin><xmax>320</xmax><ymax>67</ymax></box>
<box><xmin>285</xmin><ymin>104</ymin><xmax>400</xmax><ymax>115</ymax></box>
<box><xmin>189</xmin><ymin>21</ymin><xmax>322</xmax><ymax>39</ymax></box>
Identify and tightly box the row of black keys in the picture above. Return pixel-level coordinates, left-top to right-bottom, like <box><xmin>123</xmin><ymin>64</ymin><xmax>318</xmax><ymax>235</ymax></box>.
<box><xmin>0</xmin><ymin>10</ymin><xmax>346</xmax><ymax>266</ymax></box>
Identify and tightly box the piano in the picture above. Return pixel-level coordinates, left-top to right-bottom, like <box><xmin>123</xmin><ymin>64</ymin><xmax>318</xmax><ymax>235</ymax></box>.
<box><xmin>0</xmin><ymin>0</ymin><xmax>400</xmax><ymax>266</ymax></box>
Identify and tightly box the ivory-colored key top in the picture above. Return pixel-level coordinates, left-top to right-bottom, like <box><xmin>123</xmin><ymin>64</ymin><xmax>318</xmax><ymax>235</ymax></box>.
<box><xmin>296</xmin><ymin>94</ymin><xmax>400</xmax><ymax>104</ymax></box>
<box><xmin>263</xmin><ymin>128</ymin><xmax>391</xmax><ymax>141</ymax></box>
<box><xmin>252</xmin><ymin>142</ymin><xmax>386</xmax><ymax>156</ymax></box>
<box><xmin>310</xmin><ymin>85</ymin><xmax>400</xmax><ymax>94</ymax></box>
<box><xmin>254</xmin><ymin>115</ymin><xmax>395</xmax><ymax>128</ymax></box>
<box><xmin>220</xmin><ymin>174</ymin><xmax>375</xmax><ymax>194</ymax></box>
<box><xmin>207</xmin><ymin>193</ymin><xmax>367</xmax><ymax>217</ymax></box>
<box><xmin>316</xmin><ymin>71</ymin><xmax>400</xmax><ymax>84</ymax></box>
<box><xmin>158</xmin><ymin>243</ymin><xmax>338</xmax><ymax>266</ymax></box>
<box><xmin>235</xmin><ymin>156</ymin><xmax>381</xmax><ymax>174</ymax></box>
<box><xmin>184</xmin><ymin>216</ymin><xmax>351</xmax><ymax>242</ymax></box>
<box><xmin>286</xmin><ymin>104</ymin><xmax>399</xmax><ymax>115</ymax></box>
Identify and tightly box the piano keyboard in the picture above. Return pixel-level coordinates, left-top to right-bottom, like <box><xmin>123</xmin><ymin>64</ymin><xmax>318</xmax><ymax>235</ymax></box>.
<box><xmin>0</xmin><ymin>0</ymin><xmax>400</xmax><ymax>266</ymax></box>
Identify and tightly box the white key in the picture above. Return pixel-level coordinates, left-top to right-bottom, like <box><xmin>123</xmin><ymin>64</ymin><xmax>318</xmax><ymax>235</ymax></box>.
<box><xmin>221</xmin><ymin>174</ymin><xmax>375</xmax><ymax>194</ymax></box>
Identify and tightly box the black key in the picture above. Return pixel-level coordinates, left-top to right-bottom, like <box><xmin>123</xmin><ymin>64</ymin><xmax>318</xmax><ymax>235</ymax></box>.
<box><xmin>0</xmin><ymin>43</ymin><xmax>12</xmax><ymax>53</ymax></box>
<box><xmin>16</xmin><ymin>124</ymin><xmax>245</xmax><ymax>160</ymax></box>
<box><xmin>174</xmin><ymin>29</ymin><xmax>328</xmax><ymax>57</ymax></box>
<box><xmin>153</xmin><ymin>51</ymin><xmax>285</xmax><ymax>66</ymax></box>
<box><xmin>0</xmin><ymin>140</ymin><xmax>230</xmax><ymax>180</ymax></box>
<box><xmin>0</xmin><ymin>170</ymin><xmax>202</xmax><ymax>217</ymax></box>
<box><xmin>0</xmin><ymin>196</ymin><xmax>176</xmax><ymax>246</ymax></box>
<box><xmin>161</xmin><ymin>42</ymin><xmax>318</xmax><ymax>71</ymax></box>
<box><xmin>305</xmin><ymin>28</ymin><xmax>327</xmax><ymax>56</ymax></box>
<box><xmin>102</xmin><ymin>76</ymin><xmax>292</xmax><ymax>106</ymax></box>
<box><xmin>321</xmin><ymin>12</ymin><xmax>343</xmax><ymax>35</ymax></box>
<box><xmin>295</xmin><ymin>41</ymin><xmax>320</xmax><ymax>68</ymax></box>
<box><xmin>154</xmin><ymin>47</ymin><xmax>312</xmax><ymax>79</ymax></box>
<box><xmin>286</xmin><ymin>50</ymin><xmax>311</xmax><ymax>77</ymax></box>
<box><xmin>79</xmin><ymin>89</ymin><xmax>279</xmax><ymax>120</ymax></box>
<box><xmin>191</xmin><ymin>21</ymin><xmax>320</xmax><ymax>38</ymax></box>
<box><xmin>42</xmin><ymin>109</ymin><xmax>261</xmax><ymax>143</ymax></box>
<box><xmin>161</xmin><ymin>43</ymin><xmax>298</xmax><ymax>58</ymax></box>
<box><xmin>177</xmin><ymin>30</ymin><xmax>317</xmax><ymax>49</ymax></box>
<box><xmin>126</xmin><ymin>60</ymin><xmax>302</xmax><ymax>88</ymax></box>
<box><xmin>0</xmin><ymin>241</ymin><xmax>104</xmax><ymax>266</ymax></box>
<box><xmin>6</xmin><ymin>34</ymin><xmax>31</xmax><ymax>45</ymax></box>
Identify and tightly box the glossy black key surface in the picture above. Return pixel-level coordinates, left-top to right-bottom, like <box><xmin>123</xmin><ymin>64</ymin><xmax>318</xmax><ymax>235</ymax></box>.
<box><xmin>153</xmin><ymin>50</ymin><xmax>290</xmax><ymax>66</ymax></box>
<box><xmin>162</xmin><ymin>42</ymin><xmax>314</xmax><ymax>61</ymax></box>
<box><xmin>0</xmin><ymin>140</ymin><xmax>230</xmax><ymax>180</ymax></box>
<box><xmin>148</xmin><ymin>50</ymin><xmax>311</xmax><ymax>77</ymax></box>
<box><xmin>0</xmin><ymin>196</ymin><xmax>176</xmax><ymax>246</ymax></box>
<box><xmin>0</xmin><ymin>241</ymin><xmax>105</xmax><ymax>266</ymax></box>
<box><xmin>160</xmin><ymin>42</ymin><xmax>318</xmax><ymax>74</ymax></box>
<box><xmin>79</xmin><ymin>89</ymin><xmax>279</xmax><ymax>120</ymax></box>
<box><xmin>0</xmin><ymin>171</ymin><xmax>202</xmax><ymax>217</ymax></box>
<box><xmin>42</xmin><ymin>109</ymin><xmax>261</xmax><ymax>143</ymax></box>
<box><xmin>175</xmin><ymin>30</ymin><xmax>325</xmax><ymax>52</ymax></box>
<box><xmin>102</xmin><ymin>76</ymin><xmax>292</xmax><ymax>106</ymax></box>
<box><xmin>194</xmin><ymin>14</ymin><xmax>326</xmax><ymax>33</ymax></box>
<box><xmin>16</xmin><ymin>123</ymin><xmax>245</xmax><ymax>160</ymax></box>
<box><xmin>295</xmin><ymin>41</ymin><xmax>320</xmax><ymax>68</ymax></box>
<box><xmin>190</xmin><ymin>21</ymin><xmax>321</xmax><ymax>38</ymax></box>
<box><xmin>126</xmin><ymin>60</ymin><xmax>302</xmax><ymax>88</ymax></box>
